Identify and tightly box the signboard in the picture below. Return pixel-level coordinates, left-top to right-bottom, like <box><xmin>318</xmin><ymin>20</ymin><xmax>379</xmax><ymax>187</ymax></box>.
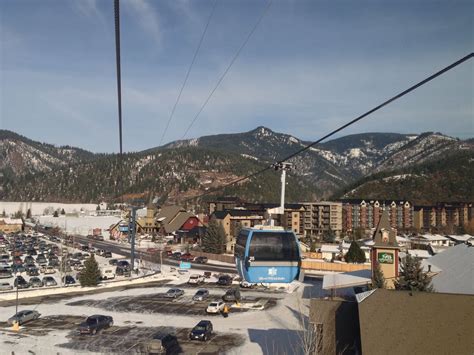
<box><xmin>119</xmin><ymin>225</ymin><xmax>129</xmax><ymax>232</ymax></box>
<box><xmin>179</xmin><ymin>262</ymin><xmax>191</xmax><ymax>269</ymax></box>
<box><xmin>378</xmin><ymin>252</ymin><xmax>394</xmax><ymax>264</ymax></box>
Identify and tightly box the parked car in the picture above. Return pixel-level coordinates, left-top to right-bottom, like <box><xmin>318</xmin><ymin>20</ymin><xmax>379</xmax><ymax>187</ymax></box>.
<box><xmin>0</xmin><ymin>269</ymin><xmax>12</xmax><ymax>279</ymax></box>
<box><xmin>42</xmin><ymin>276</ymin><xmax>57</xmax><ymax>287</ymax></box>
<box><xmin>171</xmin><ymin>252</ymin><xmax>182</xmax><ymax>260</ymax></box>
<box><xmin>14</xmin><ymin>276</ymin><xmax>29</xmax><ymax>289</ymax></box>
<box><xmin>29</xmin><ymin>277</ymin><xmax>44</xmax><ymax>288</ymax></box>
<box><xmin>206</xmin><ymin>301</ymin><xmax>225</xmax><ymax>314</ymax></box>
<box><xmin>7</xmin><ymin>310</ymin><xmax>41</xmax><ymax>326</ymax></box>
<box><xmin>217</xmin><ymin>275</ymin><xmax>232</xmax><ymax>286</ymax></box>
<box><xmin>78</xmin><ymin>314</ymin><xmax>113</xmax><ymax>335</ymax></box>
<box><xmin>108</xmin><ymin>259</ymin><xmax>118</xmax><ymax>266</ymax></box>
<box><xmin>180</xmin><ymin>253</ymin><xmax>194</xmax><ymax>262</ymax></box>
<box><xmin>101</xmin><ymin>267</ymin><xmax>116</xmax><ymax>280</ymax></box>
<box><xmin>194</xmin><ymin>256</ymin><xmax>208</xmax><ymax>264</ymax></box>
<box><xmin>222</xmin><ymin>288</ymin><xmax>241</xmax><ymax>302</ymax></box>
<box><xmin>116</xmin><ymin>260</ymin><xmax>131</xmax><ymax>270</ymax></box>
<box><xmin>192</xmin><ymin>289</ymin><xmax>210</xmax><ymax>301</ymax></box>
<box><xmin>11</xmin><ymin>265</ymin><xmax>26</xmax><ymax>274</ymax></box>
<box><xmin>42</xmin><ymin>266</ymin><xmax>56</xmax><ymax>274</ymax></box>
<box><xmin>189</xmin><ymin>320</ymin><xmax>213</xmax><ymax>341</ymax></box>
<box><xmin>0</xmin><ymin>282</ymin><xmax>13</xmax><ymax>291</ymax></box>
<box><xmin>116</xmin><ymin>267</ymin><xmax>131</xmax><ymax>277</ymax></box>
<box><xmin>240</xmin><ymin>280</ymin><xmax>256</xmax><ymax>289</ymax></box>
<box><xmin>103</xmin><ymin>251</ymin><xmax>112</xmax><ymax>258</ymax></box>
<box><xmin>164</xmin><ymin>288</ymin><xmax>184</xmax><ymax>298</ymax></box>
<box><xmin>63</xmin><ymin>275</ymin><xmax>76</xmax><ymax>285</ymax></box>
<box><xmin>188</xmin><ymin>274</ymin><xmax>205</xmax><ymax>285</ymax></box>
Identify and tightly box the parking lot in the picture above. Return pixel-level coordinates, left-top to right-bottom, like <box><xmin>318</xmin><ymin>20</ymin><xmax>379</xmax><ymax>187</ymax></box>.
<box><xmin>0</xmin><ymin>232</ymin><xmax>135</xmax><ymax>294</ymax></box>
<box><xmin>0</xmin><ymin>315</ymin><xmax>246</xmax><ymax>354</ymax></box>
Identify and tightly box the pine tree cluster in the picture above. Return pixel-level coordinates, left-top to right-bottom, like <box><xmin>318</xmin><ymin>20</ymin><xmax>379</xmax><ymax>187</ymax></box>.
<box><xmin>394</xmin><ymin>254</ymin><xmax>434</xmax><ymax>292</ymax></box>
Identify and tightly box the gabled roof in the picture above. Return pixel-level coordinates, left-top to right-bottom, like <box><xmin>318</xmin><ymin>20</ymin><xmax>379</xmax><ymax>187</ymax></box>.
<box><xmin>407</xmin><ymin>249</ymin><xmax>431</xmax><ymax>258</ymax></box>
<box><xmin>156</xmin><ymin>205</ymin><xmax>185</xmax><ymax>222</ymax></box>
<box><xmin>372</xmin><ymin>211</ymin><xmax>398</xmax><ymax>249</ymax></box>
<box><xmin>321</xmin><ymin>244</ymin><xmax>340</xmax><ymax>253</ymax></box>
<box><xmin>423</xmin><ymin>243</ymin><xmax>474</xmax><ymax>295</ymax></box>
<box><xmin>418</xmin><ymin>234</ymin><xmax>449</xmax><ymax>241</ymax></box>
<box><xmin>163</xmin><ymin>212</ymin><xmax>196</xmax><ymax>234</ymax></box>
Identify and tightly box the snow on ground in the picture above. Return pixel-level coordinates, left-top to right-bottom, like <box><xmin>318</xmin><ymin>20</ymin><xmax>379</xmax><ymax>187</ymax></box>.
<box><xmin>0</xmin><ymin>275</ymin><xmax>315</xmax><ymax>354</ymax></box>
<box><xmin>38</xmin><ymin>215</ymin><xmax>121</xmax><ymax>237</ymax></box>
<box><xmin>0</xmin><ymin>202</ymin><xmax>98</xmax><ymax>216</ymax></box>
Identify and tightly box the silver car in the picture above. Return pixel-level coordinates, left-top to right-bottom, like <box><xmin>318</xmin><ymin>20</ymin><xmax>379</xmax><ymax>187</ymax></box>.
<box><xmin>7</xmin><ymin>310</ymin><xmax>41</xmax><ymax>325</ymax></box>
<box><xmin>192</xmin><ymin>289</ymin><xmax>210</xmax><ymax>301</ymax></box>
<box><xmin>42</xmin><ymin>276</ymin><xmax>57</xmax><ymax>287</ymax></box>
<box><xmin>164</xmin><ymin>288</ymin><xmax>184</xmax><ymax>298</ymax></box>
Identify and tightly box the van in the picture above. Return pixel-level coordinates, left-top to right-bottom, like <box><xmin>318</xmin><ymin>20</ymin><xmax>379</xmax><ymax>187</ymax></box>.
<box><xmin>101</xmin><ymin>267</ymin><xmax>116</xmax><ymax>280</ymax></box>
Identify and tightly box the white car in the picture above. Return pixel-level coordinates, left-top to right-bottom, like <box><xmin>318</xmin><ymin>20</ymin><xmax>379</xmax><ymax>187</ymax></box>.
<box><xmin>188</xmin><ymin>274</ymin><xmax>205</xmax><ymax>285</ymax></box>
<box><xmin>206</xmin><ymin>301</ymin><xmax>225</xmax><ymax>314</ymax></box>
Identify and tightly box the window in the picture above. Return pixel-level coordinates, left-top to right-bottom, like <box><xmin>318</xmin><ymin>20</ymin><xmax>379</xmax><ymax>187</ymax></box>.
<box><xmin>248</xmin><ymin>232</ymin><xmax>299</xmax><ymax>261</ymax></box>
<box><xmin>234</xmin><ymin>230</ymin><xmax>249</xmax><ymax>257</ymax></box>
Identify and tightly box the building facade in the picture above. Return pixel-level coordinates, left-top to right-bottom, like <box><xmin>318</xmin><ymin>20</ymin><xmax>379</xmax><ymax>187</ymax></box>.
<box><xmin>301</xmin><ymin>202</ymin><xmax>343</xmax><ymax>237</ymax></box>
<box><xmin>341</xmin><ymin>199</ymin><xmax>413</xmax><ymax>233</ymax></box>
<box><xmin>0</xmin><ymin>218</ymin><xmax>23</xmax><ymax>233</ymax></box>
<box><xmin>413</xmin><ymin>202</ymin><xmax>472</xmax><ymax>231</ymax></box>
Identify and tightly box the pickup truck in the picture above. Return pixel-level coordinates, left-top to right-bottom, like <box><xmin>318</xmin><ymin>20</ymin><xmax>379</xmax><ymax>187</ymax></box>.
<box><xmin>78</xmin><ymin>315</ymin><xmax>113</xmax><ymax>335</ymax></box>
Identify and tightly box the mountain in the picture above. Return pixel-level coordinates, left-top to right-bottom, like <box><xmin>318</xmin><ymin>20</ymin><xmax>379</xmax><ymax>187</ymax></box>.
<box><xmin>337</xmin><ymin>148</ymin><xmax>474</xmax><ymax>204</ymax></box>
<box><xmin>1</xmin><ymin>127</ymin><xmax>472</xmax><ymax>205</ymax></box>
<box><xmin>0</xmin><ymin>130</ymin><xmax>95</xmax><ymax>177</ymax></box>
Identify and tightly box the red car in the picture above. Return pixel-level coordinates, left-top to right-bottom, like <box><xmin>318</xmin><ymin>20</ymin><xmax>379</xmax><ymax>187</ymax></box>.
<box><xmin>180</xmin><ymin>253</ymin><xmax>194</xmax><ymax>262</ymax></box>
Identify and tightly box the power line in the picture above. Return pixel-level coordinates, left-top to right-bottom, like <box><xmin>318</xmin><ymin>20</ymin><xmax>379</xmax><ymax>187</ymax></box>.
<box><xmin>159</xmin><ymin>0</ymin><xmax>218</xmax><ymax>147</ymax></box>
<box><xmin>184</xmin><ymin>52</ymin><xmax>474</xmax><ymax>202</ymax></box>
<box><xmin>181</xmin><ymin>0</ymin><xmax>273</xmax><ymax>140</ymax></box>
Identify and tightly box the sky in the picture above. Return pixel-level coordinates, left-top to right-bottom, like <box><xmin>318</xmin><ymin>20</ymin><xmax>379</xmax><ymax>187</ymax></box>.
<box><xmin>0</xmin><ymin>0</ymin><xmax>472</xmax><ymax>153</ymax></box>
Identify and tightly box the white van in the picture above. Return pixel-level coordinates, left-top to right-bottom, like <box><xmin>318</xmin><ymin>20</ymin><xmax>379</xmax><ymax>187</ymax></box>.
<box><xmin>101</xmin><ymin>267</ymin><xmax>116</xmax><ymax>280</ymax></box>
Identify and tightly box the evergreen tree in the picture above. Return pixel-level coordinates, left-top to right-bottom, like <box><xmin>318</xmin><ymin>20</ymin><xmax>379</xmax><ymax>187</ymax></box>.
<box><xmin>322</xmin><ymin>227</ymin><xmax>335</xmax><ymax>243</ymax></box>
<box><xmin>394</xmin><ymin>254</ymin><xmax>434</xmax><ymax>292</ymax></box>
<box><xmin>371</xmin><ymin>261</ymin><xmax>386</xmax><ymax>289</ymax></box>
<box><xmin>53</xmin><ymin>210</ymin><xmax>59</xmax><ymax>217</ymax></box>
<box><xmin>344</xmin><ymin>241</ymin><xmax>366</xmax><ymax>263</ymax></box>
<box><xmin>202</xmin><ymin>219</ymin><xmax>226</xmax><ymax>254</ymax></box>
<box><xmin>61</xmin><ymin>208</ymin><xmax>66</xmax><ymax>215</ymax></box>
<box><xmin>1</xmin><ymin>210</ymin><xmax>5</xmax><ymax>217</ymax></box>
<box><xmin>79</xmin><ymin>255</ymin><xmax>101</xmax><ymax>287</ymax></box>
<box><xmin>26</xmin><ymin>208</ymin><xmax>32</xmax><ymax>219</ymax></box>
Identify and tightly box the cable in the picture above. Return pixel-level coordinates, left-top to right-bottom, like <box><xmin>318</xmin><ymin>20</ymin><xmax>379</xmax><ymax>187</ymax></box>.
<box><xmin>159</xmin><ymin>0</ymin><xmax>218</xmax><ymax>147</ymax></box>
<box><xmin>114</xmin><ymin>0</ymin><xmax>124</xmax><ymax>205</ymax></box>
<box><xmin>184</xmin><ymin>52</ymin><xmax>474</xmax><ymax>202</ymax></box>
<box><xmin>181</xmin><ymin>0</ymin><xmax>273</xmax><ymax>140</ymax></box>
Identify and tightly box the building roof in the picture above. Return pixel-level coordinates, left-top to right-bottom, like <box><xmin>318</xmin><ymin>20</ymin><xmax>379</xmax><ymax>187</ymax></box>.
<box><xmin>155</xmin><ymin>205</ymin><xmax>184</xmax><ymax>222</ymax></box>
<box><xmin>321</xmin><ymin>244</ymin><xmax>340</xmax><ymax>253</ymax></box>
<box><xmin>212</xmin><ymin>209</ymin><xmax>264</xmax><ymax>219</ymax></box>
<box><xmin>357</xmin><ymin>289</ymin><xmax>474</xmax><ymax>355</ymax></box>
<box><xmin>372</xmin><ymin>210</ymin><xmax>398</xmax><ymax>249</ymax></box>
<box><xmin>163</xmin><ymin>212</ymin><xmax>195</xmax><ymax>234</ymax></box>
<box><xmin>407</xmin><ymin>249</ymin><xmax>431</xmax><ymax>259</ymax></box>
<box><xmin>322</xmin><ymin>272</ymin><xmax>371</xmax><ymax>290</ymax></box>
<box><xmin>423</xmin><ymin>243</ymin><xmax>474</xmax><ymax>295</ymax></box>
<box><xmin>446</xmin><ymin>234</ymin><xmax>473</xmax><ymax>243</ymax></box>
<box><xmin>418</xmin><ymin>234</ymin><xmax>449</xmax><ymax>241</ymax></box>
<box><xmin>0</xmin><ymin>218</ymin><xmax>23</xmax><ymax>225</ymax></box>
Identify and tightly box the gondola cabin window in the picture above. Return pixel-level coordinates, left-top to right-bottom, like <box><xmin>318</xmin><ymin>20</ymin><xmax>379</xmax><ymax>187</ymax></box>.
<box><xmin>248</xmin><ymin>232</ymin><xmax>299</xmax><ymax>261</ymax></box>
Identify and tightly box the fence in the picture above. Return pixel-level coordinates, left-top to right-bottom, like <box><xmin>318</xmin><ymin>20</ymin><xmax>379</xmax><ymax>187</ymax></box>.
<box><xmin>189</xmin><ymin>251</ymin><xmax>370</xmax><ymax>272</ymax></box>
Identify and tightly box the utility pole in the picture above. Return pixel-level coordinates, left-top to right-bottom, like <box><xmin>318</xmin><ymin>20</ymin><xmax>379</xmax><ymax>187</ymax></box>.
<box><xmin>129</xmin><ymin>206</ymin><xmax>139</xmax><ymax>275</ymax></box>
<box><xmin>273</xmin><ymin>162</ymin><xmax>293</xmax><ymax>214</ymax></box>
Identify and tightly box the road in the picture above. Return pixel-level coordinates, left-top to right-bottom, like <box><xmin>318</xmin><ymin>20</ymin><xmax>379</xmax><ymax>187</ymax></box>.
<box><xmin>71</xmin><ymin>235</ymin><xmax>238</xmax><ymax>274</ymax></box>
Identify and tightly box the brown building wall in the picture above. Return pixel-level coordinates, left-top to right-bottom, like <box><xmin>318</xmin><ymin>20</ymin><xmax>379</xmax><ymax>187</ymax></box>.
<box><xmin>358</xmin><ymin>290</ymin><xmax>474</xmax><ymax>355</ymax></box>
<box><xmin>309</xmin><ymin>299</ymin><xmax>360</xmax><ymax>355</ymax></box>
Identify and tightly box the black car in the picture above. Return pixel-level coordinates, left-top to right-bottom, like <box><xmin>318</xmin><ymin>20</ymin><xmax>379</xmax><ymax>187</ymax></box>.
<box><xmin>217</xmin><ymin>275</ymin><xmax>232</xmax><ymax>286</ymax></box>
<box><xmin>108</xmin><ymin>259</ymin><xmax>118</xmax><ymax>266</ymax></box>
<box><xmin>63</xmin><ymin>275</ymin><xmax>76</xmax><ymax>285</ymax></box>
<box><xmin>104</xmin><ymin>251</ymin><xmax>112</xmax><ymax>258</ymax></box>
<box><xmin>189</xmin><ymin>320</ymin><xmax>213</xmax><ymax>341</ymax></box>
<box><xmin>78</xmin><ymin>315</ymin><xmax>113</xmax><ymax>335</ymax></box>
<box><xmin>14</xmin><ymin>276</ymin><xmax>29</xmax><ymax>289</ymax></box>
<box><xmin>194</xmin><ymin>256</ymin><xmax>208</xmax><ymax>264</ymax></box>
<box><xmin>26</xmin><ymin>267</ymin><xmax>40</xmax><ymax>276</ymax></box>
<box><xmin>222</xmin><ymin>288</ymin><xmax>241</xmax><ymax>302</ymax></box>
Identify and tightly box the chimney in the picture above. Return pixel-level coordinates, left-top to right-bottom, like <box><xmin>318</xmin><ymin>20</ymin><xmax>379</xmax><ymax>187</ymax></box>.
<box><xmin>428</xmin><ymin>264</ymin><xmax>432</xmax><ymax>272</ymax></box>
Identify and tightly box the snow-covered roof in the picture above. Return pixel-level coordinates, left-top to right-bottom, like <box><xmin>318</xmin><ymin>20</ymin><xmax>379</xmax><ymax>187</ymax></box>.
<box><xmin>423</xmin><ymin>243</ymin><xmax>474</xmax><ymax>295</ymax></box>
<box><xmin>419</xmin><ymin>234</ymin><xmax>448</xmax><ymax>241</ymax></box>
<box><xmin>446</xmin><ymin>234</ymin><xmax>473</xmax><ymax>242</ymax></box>
<box><xmin>429</xmin><ymin>245</ymin><xmax>450</xmax><ymax>255</ymax></box>
<box><xmin>323</xmin><ymin>270</ymin><xmax>372</xmax><ymax>290</ymax></box>
<box><xmin>396</xmin><ymin>235</ymin><xmax>410</xmax><ymax>243</ymax></box>
<box><xmin>407</xmin><ymin>249</ymin><xmax>431</xmax><ymax>259</ymax></box>
<box><xmin>0</xmin><ymin>218</ymin><xmax>23</xmax><ymax>225</ymax></box>
<box><xmin>321</xmin><ymin>244</ymin><xmax>340</xmax><ymax>253</ymax></box>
